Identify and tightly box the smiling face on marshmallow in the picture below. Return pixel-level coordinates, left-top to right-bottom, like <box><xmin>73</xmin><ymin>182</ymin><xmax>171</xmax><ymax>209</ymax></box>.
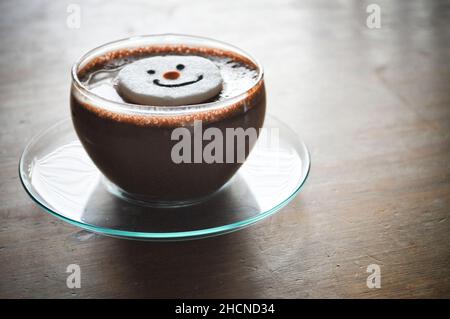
<box><xmin>117</xmin><ymin>55</ymin><xmax>223</xmax><ymax>106</ymax></box>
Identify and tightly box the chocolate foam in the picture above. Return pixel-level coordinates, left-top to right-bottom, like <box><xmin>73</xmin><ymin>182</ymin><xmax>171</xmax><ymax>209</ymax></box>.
<box><xmin>73</xmin><ymin>45</ymin><xmax>264</xmax><ymax>128</ymax></box>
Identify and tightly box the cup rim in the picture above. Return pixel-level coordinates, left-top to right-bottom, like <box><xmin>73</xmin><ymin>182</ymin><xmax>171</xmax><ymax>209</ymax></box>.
<box><xmin>71</xmin><ymin>33</ymin><xmax>264</xmax><ymax>116</ymax></box>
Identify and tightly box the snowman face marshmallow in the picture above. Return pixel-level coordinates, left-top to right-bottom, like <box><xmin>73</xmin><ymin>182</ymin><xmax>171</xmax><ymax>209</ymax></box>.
<box><xmin>117</xmin><ymin>55</ymin><xmax>223</xmax><ymax>106</ymax></box>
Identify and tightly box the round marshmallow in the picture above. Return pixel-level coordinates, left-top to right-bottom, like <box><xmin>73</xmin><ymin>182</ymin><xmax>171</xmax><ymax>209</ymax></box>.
<box><xmin>117</xmin><ymin>55</ymin><xmax>223</xmax><ymax>106</ymax></box>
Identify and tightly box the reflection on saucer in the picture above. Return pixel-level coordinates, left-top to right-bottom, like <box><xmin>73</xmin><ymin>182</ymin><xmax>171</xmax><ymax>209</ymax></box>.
<box><xmin>31</xmin><ymin>141</ymin><xmax>100</xmax><ymax>218</ymax></box>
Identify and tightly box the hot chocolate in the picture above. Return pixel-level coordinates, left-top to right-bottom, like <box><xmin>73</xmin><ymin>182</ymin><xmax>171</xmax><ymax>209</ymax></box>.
<box><xmin>71</xmin><ymin>35</ymin><xmax>266</xmax><ymax>204</ymax></box>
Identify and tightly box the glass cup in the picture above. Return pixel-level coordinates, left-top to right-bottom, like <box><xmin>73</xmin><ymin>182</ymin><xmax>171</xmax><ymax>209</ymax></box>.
<box><xmin>70</xmin><ymin>34</ymin><xmax>266</xmax><ymax>206</ymax></box>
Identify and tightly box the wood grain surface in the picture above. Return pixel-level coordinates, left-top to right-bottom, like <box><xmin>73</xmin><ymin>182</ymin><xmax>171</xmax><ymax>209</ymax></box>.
<box><xmin>0</xmin><ymin>0</ymin><xmax>449</xmax><ymax>298</ymax></box>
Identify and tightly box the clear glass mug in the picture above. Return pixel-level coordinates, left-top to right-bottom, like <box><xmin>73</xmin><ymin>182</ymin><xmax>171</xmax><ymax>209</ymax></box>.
<box><xmin>70</xmin><ymin>34</ymin><xmax>266</xmax><ymax>206</ymax></box>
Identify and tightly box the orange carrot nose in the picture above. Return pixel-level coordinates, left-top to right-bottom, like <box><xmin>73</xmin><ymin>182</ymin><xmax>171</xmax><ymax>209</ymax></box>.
<box><xmin>163</xmin><ymin>71</ymin><xmax>180</xmax><ymax>80</ymax></box>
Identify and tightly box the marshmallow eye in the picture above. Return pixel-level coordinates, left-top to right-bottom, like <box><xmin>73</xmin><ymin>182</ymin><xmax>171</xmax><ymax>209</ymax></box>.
<box><xmin>147</xmin><ymin>65</ymin><xmax>183</xmax><ymax>76</ymax></box>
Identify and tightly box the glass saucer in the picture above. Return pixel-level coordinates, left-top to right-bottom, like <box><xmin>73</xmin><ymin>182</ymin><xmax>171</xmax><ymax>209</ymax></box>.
<box><xmin>19</xmin><ymin>115</ymin><xmax>310</xmax><ymax>241</ymax></box>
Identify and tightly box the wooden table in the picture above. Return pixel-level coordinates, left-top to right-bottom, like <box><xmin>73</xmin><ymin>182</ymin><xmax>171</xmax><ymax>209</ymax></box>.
<box><xmin>1</xmin><ymin>0</ymin><xmax>449</xmax><ymax>298</ymax></box>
